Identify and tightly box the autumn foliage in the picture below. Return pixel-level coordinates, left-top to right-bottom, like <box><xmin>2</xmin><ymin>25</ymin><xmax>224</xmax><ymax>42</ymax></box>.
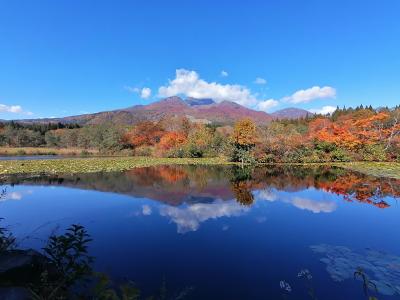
<box><xmin>118</xmin><ymin>106</ymin><xmax>400</xmax><ymax>162</ymax></box>
<box><xmin>123</xmin><ymin>121</ymin><xmax>165</xmax><ymax>148</ymax></box>
<box><xmin>233</xmin><ymin>118</ymin><xmax>257</xmax><ymax>146</ymax></box>
<box><xmin>157</xmin><ymin>131</ymin><xmax>187</xmax><ymax>151</ymax></box>
<box><xmin>1</xmin><ymin>105</ymin><xmax>399</xmax><ymax>162</ymax></box>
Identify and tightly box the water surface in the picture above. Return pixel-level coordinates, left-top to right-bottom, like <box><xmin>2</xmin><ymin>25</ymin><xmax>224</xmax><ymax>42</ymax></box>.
<box><xmin>1</xmin><ymin>165</ymin><xmax>399</xmax><ymax>299</ymax></box>
<box><xmin>0</xmin><ymin>155</ymin><xmax>69</xmax><ymax>160</ymax></box>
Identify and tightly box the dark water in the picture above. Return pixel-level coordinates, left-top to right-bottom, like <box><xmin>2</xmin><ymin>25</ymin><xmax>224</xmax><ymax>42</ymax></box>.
<box><xmin>0</xmin><ymin>155</ymin><xmax>67</xmax><ymax>160</ymax></box>
<box><xmin>1</xmin><ymin>165</ymin><xmax>400</xmax><ymax>299</ymax></box>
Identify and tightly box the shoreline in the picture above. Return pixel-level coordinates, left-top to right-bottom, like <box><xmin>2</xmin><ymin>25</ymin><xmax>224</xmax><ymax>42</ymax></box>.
<box><xmin>0</xmin><ymin>156</ymin><xmax>399</xmax><ymax>179</ymax></box>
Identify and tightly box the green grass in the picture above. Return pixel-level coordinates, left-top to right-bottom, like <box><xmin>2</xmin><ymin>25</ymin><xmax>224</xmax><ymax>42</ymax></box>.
<box><xmin>334</xmin><ymin>162</ymin><xmax>400</xmax><ymax>179</ymax></box>
<box><xmin>0</xmin><ymin>156</ymin><xmax>231</xmax><ymax>175</ymax></box>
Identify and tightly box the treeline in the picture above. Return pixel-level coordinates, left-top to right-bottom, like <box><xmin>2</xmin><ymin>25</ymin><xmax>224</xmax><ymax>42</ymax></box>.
<box><xmin>0</xmin><ymin>105</ymin><xmax>399</xmax><ymax>162</ymax></box>
<box><xmin>0</xmin><ymin>121</ymin><xmax>123</xmax><ymax>151</ymax></box>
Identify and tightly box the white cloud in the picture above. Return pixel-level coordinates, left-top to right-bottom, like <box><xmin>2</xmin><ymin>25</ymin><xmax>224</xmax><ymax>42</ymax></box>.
<box><xmin>254</xmin><ymin>77</ymin><xmax>267</xmax><ymax>85</ymax></box>
<box><xmin>282</xmin><ymin>86</ymin><xmax>336</xmax><ymax>104</ymax></box>
<box><xmin>156</xmin><ymin>69</ymin><xmax>338</xmax><ymax>112</ymax></box>
<box><xmin>291</xmin><ymin>197</ymin><xmax>337</xmax><ymax>213</ymax></box>
<box><xmin>0</xmin><ymin>104</ymin><xmax>33</xmax><ymax>116</ymax></box>
<box><xmin>158</xmin><ymin>69</ymin><xmax>259</xmax><ymax>106</ymax></box>
<box><xmin>140</xmin><ymin>87</ymin><xmax>152</xmax><ymax>99</ymax></box>
<box><xmin>124</xmin><ymin>86</ymin><xmax>138</xmax><ymax>93</ymax></box>
<box><xmin>257</xmin><ymin>99</ymin><xmax>279</xmax><ymax>112</ymax></box>
<box><xmin>309</xmin><ymin>105</ymin><xmax>337</xmax><ymax>115</ymax></box>
<box><xmin>159</xmin><ymin>199</ymin><xmax>249</xmax><ymax>233</ymax></box>
<box><xmin>0</xmin><ymin>104</ymin><xmax>22</xmax><ymax>113</ymax></box>
<box><xmin>124</xmin><ymin>86</ymin><xmax>152</xmax><ymax>99</ymax></box>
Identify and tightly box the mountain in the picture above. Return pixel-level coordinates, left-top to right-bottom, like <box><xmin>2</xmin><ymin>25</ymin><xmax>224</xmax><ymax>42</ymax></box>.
<box><xmin>270</xmin><ymin>108</ymin><xmax>312</xmax><ymax>119</ymax></box>
<box><xmin>14</xmin><ymin>97</ymin><xmax>311</xmax><ymax>126</ymax></box>
<box><xmin>185</xmin><ymin>97</ymin><xmax>215</xmax><ymax>106</ymax></box>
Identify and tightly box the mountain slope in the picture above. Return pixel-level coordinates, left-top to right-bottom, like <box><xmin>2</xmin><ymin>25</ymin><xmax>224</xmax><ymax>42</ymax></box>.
<box><xmin>15</xmin><ymin>97</ymin><xmax>311</xmax><ymax>125</ymax></box>
<box><xmin>270</xmin><ymin>108</ymin><xmax>312</xmax><ymax>119</ymax></box>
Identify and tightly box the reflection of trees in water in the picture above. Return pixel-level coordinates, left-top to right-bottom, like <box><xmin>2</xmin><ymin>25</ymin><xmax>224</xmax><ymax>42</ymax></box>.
<box><xmin>315</xmin><ymin>173</ymin><xmax>399</xmax><ymax>208</ymax></box>
<box><xmin>229</xmin><ymin>166</ymin><xmax>255</xmax><ymax>206</ymax></box>
<box><xmin>253</xmin><ymin>166</ymin><xmax>399</xmax><ymax>208</ymax></box>
<box><xmin>231</xmin><ymin>181</ymin><xmax>254</xmax><ymax>206</ymax></box>
<box><xmin>2</xmin><ymin>165</ymin><xmax>399</xmax><ymax>208</ymax></box>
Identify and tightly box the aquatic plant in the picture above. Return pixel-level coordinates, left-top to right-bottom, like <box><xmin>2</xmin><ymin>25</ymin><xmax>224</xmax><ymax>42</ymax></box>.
<box><xmin>298</xmin><ymin>269</ymin><xmax>318</xmax><ymax>300</ymax></box>
<box><xmin>0</xmin><ymin>218</ymin><xmax>16</xmax><ymax>251</ymax></box>
<box><xmin>354</xmin><ymin>267</ymin><xmax>379</xmax><ymax>299</ymax></box>
<box><xmin>0</xmin><ymin>189</ymin><xmax>16</xmax><ymax>251</ymax></box>
<box><xmin>93</xmin><ymin>273</ymin><xmax>194</xmax><ymax>300</ymax></box>
<box><xmin>311</xmin><ymin>244</ymin><xmax>400</xmax><ymax>296</ymax></box>
<box><xmin>0</xmin><ymin>157</ymin><xmax>230</xmax><ymax>175</ymax></box>
<box><xmin>279</xmin><ymin>280</ymin><xmax>292</xmax><ymax>292</ymax></box>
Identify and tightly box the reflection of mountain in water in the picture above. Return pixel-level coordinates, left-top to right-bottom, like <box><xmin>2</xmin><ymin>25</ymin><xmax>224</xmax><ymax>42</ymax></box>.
<box><xmin>2</xmin><ymin>165</ymin><xmax>400</xmax><ymax>208</ymax></box>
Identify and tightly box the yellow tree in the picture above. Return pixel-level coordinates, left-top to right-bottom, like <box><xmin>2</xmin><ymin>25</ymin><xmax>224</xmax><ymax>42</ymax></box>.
<box><xmin>232</xmin><ymin>118</ymin><xmax>257</xmax><ymax>166</ymax></box>
<box><xmin>233</xmin><ymin>118</ymin><xmax>257</xmax><ymax>147</ymax></box>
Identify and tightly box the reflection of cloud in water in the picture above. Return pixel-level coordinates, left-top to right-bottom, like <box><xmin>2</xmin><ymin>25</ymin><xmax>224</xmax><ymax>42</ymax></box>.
<box><xmin>292</xmin><ymin>197</ymin><xmax>337</xmax><ymax>213</ymax></box>
<box><xmin>311</xmin><ymin>244</ymin><xmax>400</xmax><ymax>296</ymax></box>
<box><xmin>254</xmin><ymin>189</ymin><xmax>337</xmax><ymax>213</ymax></box>
<box><xmin>255</xmin><ymin>216</ymin><xmax>267</xmax><ymax>223</ymax></box>
<box><xmin>142</xmin><ymin>205</ymin><xmax>152</xmax><ymax>216</ymax></box>
<box><xmin>255</xmin><ymin>190</ymin><xmax>277</xmax><ymax>202</ymax></box>
<box><xmin>0</xmin><ymin>190</ymin><xmax>33</xmax><ymax>202</ymax></box>
<box><xmin>160</xmin><ymin>200</ymin><xmax>249</xmax><ymax>233</ymax></box>
<box><xmin>222</xmin><ymin>225</ymin><xmax>229</xmax><ymax>231</ymax></box>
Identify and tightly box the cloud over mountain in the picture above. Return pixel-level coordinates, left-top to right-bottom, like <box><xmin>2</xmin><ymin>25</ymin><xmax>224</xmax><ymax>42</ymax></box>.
<box><xmin>158</xmin><ymin>69</ymin><xmax>259</xmax><ymax>106</ymax></box>
<box><xmin>257</xmin><ymin>99</ymin><xmax>279</xmax><ymax>112</ymax></box>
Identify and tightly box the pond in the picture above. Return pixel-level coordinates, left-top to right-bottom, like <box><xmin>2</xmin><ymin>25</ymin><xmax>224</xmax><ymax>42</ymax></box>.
<box><xmin>0</xmin><ymin>155</ymin><xmax>70</xmax><ymax>161</ymax></box>
<box><xmin>1</xmin><ymin>165</ymin><xmax>399</xmax><ymax>299</ymax></box>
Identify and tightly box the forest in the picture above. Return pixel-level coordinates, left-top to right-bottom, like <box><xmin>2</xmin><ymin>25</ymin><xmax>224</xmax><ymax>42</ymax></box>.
<box><xmin>0</xmin><ymin>105</ymin><xmax>399</xmax><ymax>163</ymax></box>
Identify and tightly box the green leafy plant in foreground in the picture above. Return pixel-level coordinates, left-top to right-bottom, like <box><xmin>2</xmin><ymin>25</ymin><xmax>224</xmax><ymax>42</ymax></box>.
<box><xmin>29</xmin><ymin>224</ymin><xmax>93</xmax><ymax>300</ymax></box>
<box><xmin>0</xmin><ymin>220</ymin><xmax>192</xmax><ymax>300</ymax></box>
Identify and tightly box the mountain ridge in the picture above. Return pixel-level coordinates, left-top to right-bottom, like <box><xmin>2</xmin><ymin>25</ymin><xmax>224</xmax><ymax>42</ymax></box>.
<box><xmin>13</xmin><ymin>97</ymin><xmax>312</xmax><ymax>125</ymax></box>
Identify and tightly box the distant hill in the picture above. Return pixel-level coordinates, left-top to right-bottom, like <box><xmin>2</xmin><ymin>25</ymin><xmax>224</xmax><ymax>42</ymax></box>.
<box><xmin>270</xmin><ymin>107</ymin><xmax>312</xmax><ymax>120</ymax></box>
<box><xmin>14</xmin><ymin>97</ymin><xmax>312</xmax><ymax>126</ymax></box>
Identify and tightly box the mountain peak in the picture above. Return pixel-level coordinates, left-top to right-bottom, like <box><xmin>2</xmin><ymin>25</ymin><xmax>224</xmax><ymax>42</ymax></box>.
<box><xmin>159</xmin><ymin>96</ymin><xmax>185</xmax><ymax>103</ymax></box>
<box><xmin>185</xmin><ymin>97</ymin><xmax>215</xmax><ymax>106</ymax></box>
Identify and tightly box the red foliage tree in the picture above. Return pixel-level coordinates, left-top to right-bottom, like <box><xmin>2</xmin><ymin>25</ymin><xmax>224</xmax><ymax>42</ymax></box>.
<box><xmin>124</xmin><ymin>121</ymin><xmax>165</xmax><ymax>148</ymax></box>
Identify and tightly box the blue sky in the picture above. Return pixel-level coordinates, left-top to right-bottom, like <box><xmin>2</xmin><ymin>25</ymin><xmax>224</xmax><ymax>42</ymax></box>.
<box><xmin>0</xmin><ymin>0</ymin><xmax>399</xmax><ymax>119</ymax></box>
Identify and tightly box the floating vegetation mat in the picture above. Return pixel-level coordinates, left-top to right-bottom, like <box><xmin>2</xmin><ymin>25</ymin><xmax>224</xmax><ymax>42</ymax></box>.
<box><xmin>0</xmin><ymin>157</ymin><xmax>231</xmax><ymax>175</ymax></box>
<box><xmin>311</xmin><ymin>244</ymin><xmax>400</xmax><ymax>296</ymax></box>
